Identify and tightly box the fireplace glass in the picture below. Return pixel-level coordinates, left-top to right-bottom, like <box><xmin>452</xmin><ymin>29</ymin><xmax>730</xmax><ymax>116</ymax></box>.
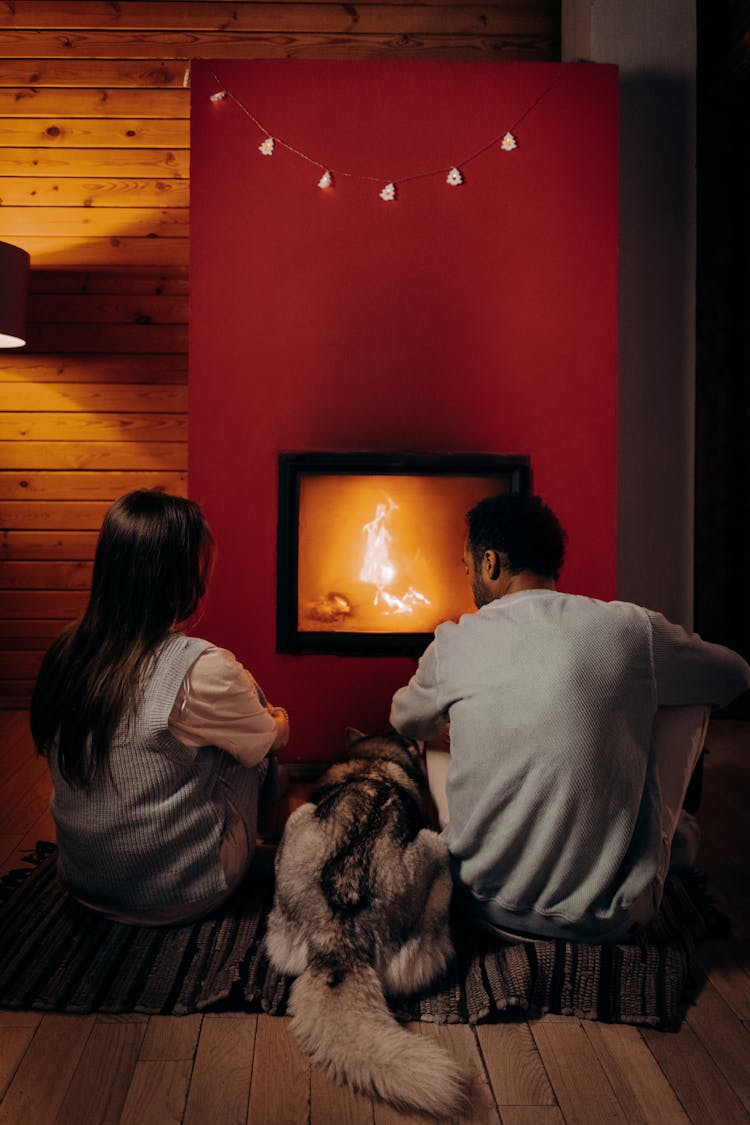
<box><xmin>277</xmin><ymin>452</ymin><xmax>529</xmax><ymax>655</ymax></box>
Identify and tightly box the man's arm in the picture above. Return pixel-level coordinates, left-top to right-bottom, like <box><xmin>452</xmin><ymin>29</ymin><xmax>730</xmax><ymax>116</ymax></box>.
<box><xmin>648</xmin><ymin>611</ymin><xmax>750</xmax><ymax>709</ymax></box>
<box><xmin>389</xmin><ymin>640</ymin><xmax>450</xmax><ymax>740</ymax></box>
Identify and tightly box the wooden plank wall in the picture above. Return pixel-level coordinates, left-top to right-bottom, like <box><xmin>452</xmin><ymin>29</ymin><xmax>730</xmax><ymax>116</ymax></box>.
<box><xmin>0</xmin><ymin>1</ymin><xmax>560</xmax><ymax>708</ymax></box>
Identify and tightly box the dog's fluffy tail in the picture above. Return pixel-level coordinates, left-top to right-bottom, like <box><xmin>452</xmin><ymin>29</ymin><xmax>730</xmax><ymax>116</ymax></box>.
<box><xmin>288</xmin><ymin>961</ymin><xmax>472</xmax><ymax>1119</ymax></box>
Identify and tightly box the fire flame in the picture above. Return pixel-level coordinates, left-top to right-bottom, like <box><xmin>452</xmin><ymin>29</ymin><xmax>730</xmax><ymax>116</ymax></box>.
<box><xmin>359</xmin><ymin>498</ymin><xmax>430</xmax><ymax>615</ymax></box>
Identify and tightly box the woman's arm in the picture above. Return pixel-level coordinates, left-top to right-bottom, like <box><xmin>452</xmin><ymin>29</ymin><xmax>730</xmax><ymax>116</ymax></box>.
<box><xmin>169</xmin><ymin>646</ymin><xmax>289</xmax><ymax>766</ymax></box>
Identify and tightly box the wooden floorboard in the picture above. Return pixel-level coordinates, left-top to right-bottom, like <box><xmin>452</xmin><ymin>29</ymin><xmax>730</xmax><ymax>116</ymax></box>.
<box><xmin>247</xmin><ymin>1014</ymin><xmax>310</xmax><ymax>1125</ymax></box>
<box><xmin>55</xmin><ymin>1017</ymin><xmax>148</xmax><ymax>1125</ymax></box>
<box><xmin>183</xmin><ymin>1013</ymin><xmax>258</xmax><ymax>1125</ymax></box>
<box><xmin>0</xmin><ymin>713</ymin><xmax>748</xmax><ymax>1123</ymax></box>
<box><xmin>476</xmin><ymin>1020</ymin><xmax>557</xmax><ymax>1110</ymax></box>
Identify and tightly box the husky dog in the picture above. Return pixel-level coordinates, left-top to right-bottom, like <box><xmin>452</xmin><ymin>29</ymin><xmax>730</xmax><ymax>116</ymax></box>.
<box><xmin>265</xmin><ymin>729</ymin><xmax>471</xmax><ymax>1119</ymax></box>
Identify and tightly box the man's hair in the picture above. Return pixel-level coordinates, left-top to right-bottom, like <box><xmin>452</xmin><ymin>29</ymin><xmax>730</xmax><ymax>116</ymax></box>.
<box><xmin>466</xmin><ymin>493</ymin><xmax>566</xmax><ymax>579</ymax></box>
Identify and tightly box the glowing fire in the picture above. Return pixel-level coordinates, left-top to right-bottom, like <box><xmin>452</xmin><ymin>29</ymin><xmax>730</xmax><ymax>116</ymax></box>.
<box><xmin>359</xmin><ymin>498</ymin><xmax>430</xmax><ymax>615</ymax></box>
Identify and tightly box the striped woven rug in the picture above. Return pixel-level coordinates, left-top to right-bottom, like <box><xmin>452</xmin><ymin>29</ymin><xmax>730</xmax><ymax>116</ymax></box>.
<box><xmin>0</xmin><ymin>843</ymin><xmax>724</xmax><ymax>1028</ymax></box>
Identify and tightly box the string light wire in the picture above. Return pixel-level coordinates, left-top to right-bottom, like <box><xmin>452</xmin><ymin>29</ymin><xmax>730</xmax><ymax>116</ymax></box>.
<box><xmin>207</xmin><ymin>69</ymin><xmax>564</xmax><ymax>191</ymax></box>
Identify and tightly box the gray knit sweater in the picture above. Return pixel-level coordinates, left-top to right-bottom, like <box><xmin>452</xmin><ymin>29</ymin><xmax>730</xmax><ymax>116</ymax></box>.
<box><xmin>390</xmin><ymin>591</ymin><xmax>750</xmax><ymax>941</ymax></box>
<box><xmin>48</xmin><ymin>634</ymin><xmax>235</xmax><ymax>913</ymax></box>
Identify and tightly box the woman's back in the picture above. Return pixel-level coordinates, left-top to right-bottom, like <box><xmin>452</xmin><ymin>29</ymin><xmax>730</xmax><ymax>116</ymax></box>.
<box><xmin>31</xmin><ymin>490</ymin><xmax>289</xmax><ymax>925</ymax></box>
<box><xmin>47</xmin><ymin>634</ymin><xmax>234</xmax><ymax>913</ymax></box>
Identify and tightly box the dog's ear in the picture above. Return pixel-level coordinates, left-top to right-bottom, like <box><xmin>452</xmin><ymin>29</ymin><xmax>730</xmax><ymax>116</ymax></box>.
<box><xmin>344</xmin><ymin>726</ymin><xmax>366</xmax><ymax>746</ymax></box>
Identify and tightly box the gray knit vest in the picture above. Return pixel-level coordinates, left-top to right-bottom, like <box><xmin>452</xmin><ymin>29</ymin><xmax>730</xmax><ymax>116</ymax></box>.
<box><xmin>49</xmin><ymin>634</ymin><xmax>232</xmax><ymax>912</ymax></box>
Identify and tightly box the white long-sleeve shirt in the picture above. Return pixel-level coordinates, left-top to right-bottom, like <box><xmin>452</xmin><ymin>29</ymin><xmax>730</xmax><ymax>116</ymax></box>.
<box><xmin>168</xmin><ymin>644</ymin><xmax>288</xmax><ymax>762</ymax></box>
<box><xmin>390</xmin><ymin>591</ymin><xmax>750</xmax><ymax>941</ymax></box>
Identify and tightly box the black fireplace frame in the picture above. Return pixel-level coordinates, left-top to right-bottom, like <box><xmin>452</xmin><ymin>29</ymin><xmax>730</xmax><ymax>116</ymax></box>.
<box><xmin>276</xmin><ymin>451</ymin><xmax>530</xmax><ymax>656</ymax></box>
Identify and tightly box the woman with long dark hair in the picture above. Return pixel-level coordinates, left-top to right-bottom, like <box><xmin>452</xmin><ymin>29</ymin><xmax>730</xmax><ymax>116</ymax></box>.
<box><xmin>30</xmin><ymin>489</ymin><xmax>289</xmax><ymax>924</ymax></box>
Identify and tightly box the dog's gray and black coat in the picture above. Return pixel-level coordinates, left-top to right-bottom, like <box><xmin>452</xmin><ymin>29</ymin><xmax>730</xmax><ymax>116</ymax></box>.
<box><xmin>265</xmin><ymin>730</ymin><xmax>473</xmax><ymax>1119</ymax></box>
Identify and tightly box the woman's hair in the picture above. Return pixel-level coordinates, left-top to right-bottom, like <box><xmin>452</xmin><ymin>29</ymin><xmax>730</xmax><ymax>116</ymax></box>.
<box><xmin>466</xmin><ymin>493</ymin><xmax>567</xmax><ymax>580</ymax></box>
<box><xmin>30</xmin><ymin>490</ymin><xmax>214</xmax><ymax>787</ymax></box>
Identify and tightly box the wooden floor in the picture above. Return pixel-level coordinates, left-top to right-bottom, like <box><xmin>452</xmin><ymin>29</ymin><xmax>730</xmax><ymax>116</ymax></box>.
<box><xmin>0</xmin><ymin>711</ymin><xmax>748</xmax><ymax>1125</ymax></box>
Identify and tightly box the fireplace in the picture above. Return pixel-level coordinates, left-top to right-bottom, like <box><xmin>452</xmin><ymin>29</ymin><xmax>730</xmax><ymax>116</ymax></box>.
<box><xmin>277</xmin><ymin>452</ymin><xmax>529</xmax><ymax>655</ymax></box>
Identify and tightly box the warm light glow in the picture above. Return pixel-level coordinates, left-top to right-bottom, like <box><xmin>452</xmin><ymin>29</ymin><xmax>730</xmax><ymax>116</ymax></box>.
<box><xmin>359</xmin><ymin>497</ymin><xmax>431</xmax><ymax>615</ymax></box>
<box><xmin>297</xmin><ymin>473</ymin><xmax>509</xmax><ymax>634</ymax></box>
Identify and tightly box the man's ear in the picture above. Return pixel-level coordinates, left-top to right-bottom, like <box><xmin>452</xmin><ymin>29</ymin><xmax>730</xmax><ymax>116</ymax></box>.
<box><xmin>484</xmin><ymin>550</ymin><xmax>501</xmax><ymax>581</ymax></box>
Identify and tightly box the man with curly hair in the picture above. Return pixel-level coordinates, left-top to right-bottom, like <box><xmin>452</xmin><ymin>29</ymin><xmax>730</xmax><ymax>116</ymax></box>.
<box><xmin>390</xmin><ymin>493</ymin><xmax>750</xmax><ymax>943</ymax></box>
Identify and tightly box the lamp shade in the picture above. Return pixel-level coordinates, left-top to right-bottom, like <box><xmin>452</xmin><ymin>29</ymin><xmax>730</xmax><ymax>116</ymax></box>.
<box><xmin>0</xmin><ymin>241</ymin><xmax>30</xmax><ymax>348</ymax></box>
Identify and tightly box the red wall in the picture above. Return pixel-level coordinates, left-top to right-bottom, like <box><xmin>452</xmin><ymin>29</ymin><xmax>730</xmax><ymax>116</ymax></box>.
<box><xmin>189</xmin><ymin>60</ymin><xmax>619</xmax><ymax>761</ymax></box>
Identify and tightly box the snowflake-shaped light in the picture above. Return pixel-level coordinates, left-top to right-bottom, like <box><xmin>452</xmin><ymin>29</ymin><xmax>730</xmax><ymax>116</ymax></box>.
<box><xmin>379</xmin><ymin>182</ymin><xmax>396</xmax><ymax>202</ymax></box>
<box><xmin>318</xmin><ymin>170</ymin><xmax>333</xmax><ymax>189</ymax></box>
<box><xmin>259</xmin><ymin>137</ymin><xmax>275</xmax><ymax>156</ymax></box>
<box><xmin>446</xmin><ymin>167</ymin><xmax>463</xmax><ymax>186</ymax></box>
<box><xmin>501</xmin><ymin>132</ymin><xmax>517</xmax><ymax>152</ymax></box>
<box><xmin>209</xmin><ymin>90</ymin><xmax>228</xmax><ymax>103</ymax></box>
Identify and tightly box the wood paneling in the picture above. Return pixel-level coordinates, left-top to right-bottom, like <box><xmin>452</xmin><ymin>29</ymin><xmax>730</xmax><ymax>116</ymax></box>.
<box><xmin>0</xmin><ymin>351</ymin><xmax>188</xmax><ymax>377</ymax></box>
<box><xmin>0</xmin><ymin>0</ymin><xmax>560</xmax><ymax>706</ymax></box>
<box><xmin>0</xmin><ymin>3</ymin><xmax>559</xmax><ymax>29</ymax></box>
<box><xmin>27</xmin><ymin>294</ymin><xmax>188</xmax><ymax>321</ymax></box>
<box><xmin>0</xmin><ymin>118</ymin><xmax>190</xmax><ymax>147</ymax></box>
<box><xmin>23</xmin><ymin>324</ymin><xmax>189</xmax><ymax>351</ymax></box>
<box><xmin>0</xmin><ymin>88</ymin><xmax>190</xmax><ymax>116</ymax></box>
<box><xmin>0</xmin><ymin>149</ymin><xmax>189</xmax><ymax>177</ymax></box>
<box><xmin>2</xmin><ymin>31</ymin><xmax>554</xmax><ymax>60</ymax></box>
<box><xmin>0</xmin><ymin>471</ymin><xmax>187</xmax><ymax>499</ymax></box>
<box><xmin>2</xmin><ymin>176</ymin><xmax>189</xmax><ymax>205</ymax></box>
<box><xmin>1</xmin><ymin>60</ymin><xmax>197</xmax><ymax>86</ymax></box>
<box><xmin>6</xmin><ymin>236</ymin><xmax>189</xmax><ymax>267</ymax></box>
<box><xmin>0</xmin><ymin>532</ymin><xmax>100</xmax><ymax>560</ymax></box>
<box><xmin>0</xmin><ymin>415</ymin><xmax>185</xmax><ymax>441</ymax></box>
<box><xmin>0</xmin><ymin>442</ymin><xmax>187</xmax><ymax>469</ymax></box>
<box><xmin>0</xmin><ymin>385</ymin><xmax>186</xmax><ymax>410</ymax></box>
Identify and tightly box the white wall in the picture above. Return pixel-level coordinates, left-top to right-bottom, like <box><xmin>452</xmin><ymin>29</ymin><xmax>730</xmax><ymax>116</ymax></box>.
<box><xmin>562</xmin><ymin>0</ymin><xmax>696</xmax><ymax>626</ymax></box>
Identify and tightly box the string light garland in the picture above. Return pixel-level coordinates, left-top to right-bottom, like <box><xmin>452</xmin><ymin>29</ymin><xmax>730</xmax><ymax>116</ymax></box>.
<box><xmin>206</xmin><ymin>69</ymin><xmax>563</xmax><ymax>202</ymax></box>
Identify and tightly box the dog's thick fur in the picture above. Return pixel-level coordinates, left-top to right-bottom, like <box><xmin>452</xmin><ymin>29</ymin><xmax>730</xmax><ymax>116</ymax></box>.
<box><xmin>265</xmin><ymin>730</ymin><xmax>471</xmax><ymax>1119</ymax></box>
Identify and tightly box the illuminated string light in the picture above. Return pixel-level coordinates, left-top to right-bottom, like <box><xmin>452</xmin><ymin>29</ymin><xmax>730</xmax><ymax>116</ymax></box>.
<box><xmin>205</xmin><ymin>70</ymin><xmax>564</xmax><ymax>201</ymax></box>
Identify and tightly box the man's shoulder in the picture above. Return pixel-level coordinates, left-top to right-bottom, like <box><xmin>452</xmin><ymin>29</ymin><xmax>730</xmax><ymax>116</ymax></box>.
<box><xmin>432</xmin><ymin>612</ymin><xmax>478</xmax><ymax>650</ymax></box>
<box><xmin>433</xmin><ymin>594</ymin><xmax>653</xmax><ymax>640</ymax></box>
<box><xmin>557</xmin><ymin>594</ymin><xmax>653</xmax><ymax>634</ymax></box>
<box><xmin>584</xmin><ymin>595</ymin><xmax>652</xmax><ymax>617</ymax></box>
